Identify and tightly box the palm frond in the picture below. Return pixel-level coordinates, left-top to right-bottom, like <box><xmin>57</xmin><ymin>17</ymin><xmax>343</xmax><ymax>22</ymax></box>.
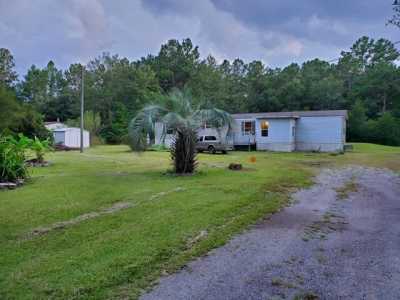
<box><xmin>167</xmin><ymin>88</ymin><xmax>193</xmax><ymax>118</ymax></box>
<box><xmin>128</xmin><ymin>104</ymin><xmax>165</xmax><ymax>151</ymax></box>
<box><xmin>193</xmin><ymin>108</ymin><xmax>235</xmax><ymax>131</ymax></box>
<box><xmin>162</xmin><ymin>112</ymin><xmax>187</xmax><ymax>132</ymax></box>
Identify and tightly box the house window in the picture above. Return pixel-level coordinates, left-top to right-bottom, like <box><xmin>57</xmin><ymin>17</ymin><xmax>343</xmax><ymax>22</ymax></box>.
<box><xmin>260</xmin><ymin>120</ymin><xmax>269</xmax><ymax>137</ymax></box>
<box><xmin>166</xmin><ymin>128</ymin><xmax>174</xmax><ymax>135</ymax></box>
<box><xmin>292</xmin><ymin>126</ymin><xmax>295</xmax><ymax>137</ymax></box>
<box><xmin>241</xmin><ymin>121</ymin><xmax>255</xmax><ymax>135</ymax></box>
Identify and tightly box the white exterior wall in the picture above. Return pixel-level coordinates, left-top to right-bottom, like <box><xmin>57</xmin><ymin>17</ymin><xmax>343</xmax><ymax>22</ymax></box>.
<box><xmin>52</xmin><ymin>128</ymin><xmax>90</xmax><ymax>148</ymax></box>
<box><xmin>153</xmin><ymin>113</ymin><xmax>346</xmax><ymax>152</ymax></box>
<box><xmin>53</xmin><ymin>131</ymin><xmax>65</xmax><ymax>145</ymax></box>
<box><xmin>154</xmin><ymin>122</ymin><xmax>174</xmax><ymax>147</ymax></box>
<box><xmin>231</xmin><ymin>119</ymin><xmax>256</xmax><ymax>145</ymax></box>
<box><xmin>256</xmin><ymin>118</ymin><xmax>295</xmax><ymax>152</ymax></box>
<box><xmin>295</xmin><ymin>116</ymin><xmax>345</xmax><ymax>152</ymax></box>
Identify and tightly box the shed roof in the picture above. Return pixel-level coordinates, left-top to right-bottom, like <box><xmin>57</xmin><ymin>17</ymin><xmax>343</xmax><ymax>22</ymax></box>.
<box><xmin>53</xmin><ymin>127</ymin><xmax>88</xmax><ymax>133</ymax></box>
<box><xmin>231</xmin><ymin>110</ymin><xmax>347</xmax><ymax>120</ymax></box>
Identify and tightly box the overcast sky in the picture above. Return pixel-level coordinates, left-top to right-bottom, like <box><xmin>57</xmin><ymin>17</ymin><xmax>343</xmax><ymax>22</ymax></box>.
<box><xmin>1</xmin><ymin>0</ymin><xmax>398</xmax><ymax>76</ymax></box>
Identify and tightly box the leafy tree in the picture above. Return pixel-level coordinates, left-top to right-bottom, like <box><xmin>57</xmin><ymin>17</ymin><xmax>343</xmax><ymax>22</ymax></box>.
<box><xmin>188</xmin><ymin>55</ymin><xmax>230</xmax><ymax>110</ymax></box>
<box><xmin>388</xmin><ymin>3</ymin><xmax>400</xmax><ymax>28</ymax></box>
<box><xmin>19</xmin><ymin>61</ymin><xmax>67</xmax><ymax>119</ymax></box>
<box><xmin>11</xmin><ymin>105</ymin><xmax>51</xmax><ymax>140</ymax></box>
<box><xmin>341</xmin><ymin>36</ymin><xmax>399</xmax><ymax>69</ymax></box>
<box><xmin>347</xmin><ymin>100</ymin><xmax>367</xmax><ymax>141</ymax></box>
<box><xmin>129</xmin><ymin>89</ymin><xmax>233</xmax><ymax>174</ymax></box>
<box><xmin>148</xmin><ymin>38</ymin><xmax>200</xmax><ymax>91</ymax></box>
<box><xmin>301</xmin><ymin>59</ymin><xmax>344</xmax><ymax>110</ymax></box>
<box><xmin>270</xmin><ymin>64</ymin><xmax>304</xmax><ymax>111</ymax></box>
<box><xmin>0</xmin><ymin>48</ymin><xmax>18</xmax><ymax>87</ymax></box>
<box><xmin>100</xmin><ymin>102</ymin><xmax>130</xmax><ymax>144</ymax></box>
<box><xmin>373</xmin><ymin>113</ymin><xmax>400</xmax><ymax>146</ymax></box>
<box><xmin>354</xmin><ymin>62</ymin><xmax>400</xmax><ymax>116</ymax></box>
<box><xmin>0</xmin><ymin>84</ymin><xmax>21</xmax><ymax>131</ymax></box>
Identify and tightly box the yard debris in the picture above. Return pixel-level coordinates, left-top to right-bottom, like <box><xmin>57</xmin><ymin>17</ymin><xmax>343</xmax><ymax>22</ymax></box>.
<box><xmin>23</xmin><ymin>202</ymin><xmax>133</xmax><ymax>240</ymax></box>
<box><xmin>271</xmin><ymin>277</ymin><xmax>297</xmax><ymax>289</ymax></box>
<box><xmin>0</xmin><ymin>182</ymin><xmax>17</xmax><ymax>189</ymax></box>
<box><xmin>0</xmin><ymin>179</ymin><xmax>24</xmax><ymax>190</ymax></box>
<box><xmin>293</xmin><ymin>291</ymin><xmax>320</xmax><ymax>300</ymax></box>
<box><xmin>149</xmin><ymin>187</ymin><xmax>186</xmax><ymax>200</ymax></box>
<box><xmin>26</xmin><ymin>159</ymin><xmax>51</xmax><ymax>167</ymax></box>
<box><xmin>186</xmin><ymin>230</ymin><xmax>208</xmax><ymax>248</ymax></box>
<box><xmin>228</xmin><ymin>163</ymin><xmax>242</xmax><ymax>170</ymax></box>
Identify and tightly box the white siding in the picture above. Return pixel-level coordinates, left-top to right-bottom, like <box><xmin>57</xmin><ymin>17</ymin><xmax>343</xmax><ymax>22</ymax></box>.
<box><xmin>52</xmin><ymin>128</ymin><xmax>90</xmax><ymax>148</ymax></box>
<box><xmin>53</xmin><ymin>131</ymin><xmax>65</xmax><ymax>145</ymax></box>
<box><xmin>256</xmin><ymin>118</ymin><xmax>295</xmax><ymax>152</ymax></box>
<box><xmin>231</xmin><ymin>119</ymin><xmax>256</xmax><ymax>145</ymax></box>
<box><xmin>153</xmin><ymin>112</ymin><xmax>347</xmax><ymax>152</ymax></box>
<box><xmin>295</xmin><ymin>116</ymin><xmax>345</xmax><ymax>152</ymax></box>
<box><xmin>154</xmin><ymin>122</ymin><xmax>174</xmax><ymax>147</ymax></box>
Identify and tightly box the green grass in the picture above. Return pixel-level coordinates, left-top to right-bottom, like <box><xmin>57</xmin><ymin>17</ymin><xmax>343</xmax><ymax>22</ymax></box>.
<box><xmin>0</xmin><ymin>143</ymin><xmax>399</xmax><ymax>299</ymax></box>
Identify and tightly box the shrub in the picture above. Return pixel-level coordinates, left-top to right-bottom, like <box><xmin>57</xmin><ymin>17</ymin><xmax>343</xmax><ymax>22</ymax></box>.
<box><xmin>0</xmin><ymin>134</ymin><xmax>31</xmax><ymax>182</ymax></box>
<box><xmin>30</xmin><ymin>136</ymin><xmax>52</xmax><ymax>163</ymax></box>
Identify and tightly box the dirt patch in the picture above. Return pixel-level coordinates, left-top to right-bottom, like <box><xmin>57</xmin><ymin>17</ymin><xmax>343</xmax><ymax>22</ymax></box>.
<box><xmin>302</xmin><ymin>211</ymin><xmax>348</xmax><ymax>241</ymax></box>
<box><xmin>23</xmin><ymin>202</ymin><xmax>132</xmax><ymax>240</ymax></box>
<box><xmin>149</xmin><ymin>187</ymin><xmax>185</xmax><ymax>200</ymax></box>
<box><xmin>335</xmin><ymin>178</ymin><xmax>358</xmax><ymax>200</ymax></box>
<box><xmin>23</xmin><ymin>187</ymin><xmax>187</xmax><ymax>240</ymax></box>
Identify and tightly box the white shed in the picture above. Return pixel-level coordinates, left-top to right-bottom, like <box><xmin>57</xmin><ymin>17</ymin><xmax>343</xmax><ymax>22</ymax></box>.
<box><xmin>52</xmin><ymin>127</ymin><xmax>90</xmax><ymax>148</ymax></box>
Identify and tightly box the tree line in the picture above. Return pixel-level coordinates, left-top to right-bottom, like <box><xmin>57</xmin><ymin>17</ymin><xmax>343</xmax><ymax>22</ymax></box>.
<box><xmin>1</xmin><ymin>36</ymin><xmax>400</xmax><ymax>146</ymax></box>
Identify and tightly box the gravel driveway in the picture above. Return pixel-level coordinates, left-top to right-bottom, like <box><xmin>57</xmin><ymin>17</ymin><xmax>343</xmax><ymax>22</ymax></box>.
<box><xmin>141</xmin><ymin>166</ymin><xmax>400</xmax><ymax>300</ymax></box>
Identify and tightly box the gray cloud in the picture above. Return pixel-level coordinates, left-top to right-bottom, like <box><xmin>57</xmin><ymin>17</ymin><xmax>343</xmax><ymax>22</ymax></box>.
<box><xmin>0</xmin><ymin>0</ymin><xmax>398</xmax><ymax>77</ymax></box>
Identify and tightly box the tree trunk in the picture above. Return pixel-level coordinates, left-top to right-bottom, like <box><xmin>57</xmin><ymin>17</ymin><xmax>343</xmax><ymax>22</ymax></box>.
<box><xmin>170</xmin><ymin>129</ymin><xmax>197</xmax><ymax>174</ymax></box>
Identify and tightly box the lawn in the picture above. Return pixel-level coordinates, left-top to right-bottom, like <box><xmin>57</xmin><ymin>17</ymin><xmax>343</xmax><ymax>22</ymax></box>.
<box><xmin>0</xmin><ymin>144</ymin><xmax>399</xmax><ymax>299</ymax></box>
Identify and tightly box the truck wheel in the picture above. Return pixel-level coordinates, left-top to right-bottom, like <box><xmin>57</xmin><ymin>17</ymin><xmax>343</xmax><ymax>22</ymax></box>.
<box><xmin>208</xmin><ymin>145</ymin><xmax>216</xmax><ymax>154</ymax></box>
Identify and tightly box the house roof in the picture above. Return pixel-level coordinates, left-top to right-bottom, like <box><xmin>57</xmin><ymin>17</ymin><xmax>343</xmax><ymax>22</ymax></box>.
<box><xmin>44</xmin><ymin>121</ymin><xmax>63</xmax><ymax>125</ymax></box>
<box><xmin>53</xmin><ymin>127</ymin><xmax>88</xmax><ymax>133</ymax></box>
<box><xmin>231</xmin><ymin>110</ymin><xmax>348</xmax><ymax>120</ymax></box>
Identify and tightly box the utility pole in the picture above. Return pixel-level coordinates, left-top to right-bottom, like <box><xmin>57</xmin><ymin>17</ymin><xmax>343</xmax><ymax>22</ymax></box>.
<box><xmin>80</xmin><ymin>65</ymin><xmax>84</xmax><ymax>153</ymax></box>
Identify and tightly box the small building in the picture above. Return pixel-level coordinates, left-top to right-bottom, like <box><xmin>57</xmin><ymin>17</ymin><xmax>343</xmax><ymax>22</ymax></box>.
<box><xmin>154</xmin><ymin>110</ymin><xmax>347</xmax><ymax>152</ymax></box>
<box><xmin>52</xmin><ymin>127</ymin><xmax>90</xmax><ymax>149</ymax></box>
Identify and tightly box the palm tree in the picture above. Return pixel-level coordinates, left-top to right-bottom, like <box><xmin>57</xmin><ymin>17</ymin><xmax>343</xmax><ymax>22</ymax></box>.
<box><xmin>129</xmin><ymin>89</ymin><xmax>233</xmax><ymax>174</ymax></box>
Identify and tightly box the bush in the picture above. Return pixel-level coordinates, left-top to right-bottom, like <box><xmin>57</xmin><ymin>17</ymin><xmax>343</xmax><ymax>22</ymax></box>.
<box><xmin>30</xmin><ymin>137</ymin><xmax>52</xmax><ymax>163</ymax></box>
<box><xmin>367</xmin><ymin>113</ymin><xmax>400</xmax><ymax>146</ymax></box>
<box><xmin>100</xmin><ymin>124</ymin><xmax>127</xmax><ymax>144</ymax></box>
<box><xmin>0</xmin><ymin>134</ymin><xmax>31</xmax><ymax>182</ymax></box>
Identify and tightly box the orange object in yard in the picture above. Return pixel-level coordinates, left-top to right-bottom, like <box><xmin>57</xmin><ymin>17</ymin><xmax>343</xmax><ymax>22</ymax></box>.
<box><xmin>249</xmin><ymin>156</ymin><xmax>256</xmax><ymax>163</ymax></box>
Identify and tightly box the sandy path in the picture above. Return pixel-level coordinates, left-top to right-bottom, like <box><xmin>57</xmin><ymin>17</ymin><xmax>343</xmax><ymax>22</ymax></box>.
<box><xmin>141</xmin><ymin>166</ymin><xmax>400</xmax><ymax>300</ymax></box>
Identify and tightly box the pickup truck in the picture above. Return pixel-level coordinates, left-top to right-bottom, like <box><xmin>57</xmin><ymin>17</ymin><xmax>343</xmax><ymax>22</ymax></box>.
<box><xmin>195</xmin><ymin>135</ymin><xmax>233</xmax><ymax>154</ymax></box>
